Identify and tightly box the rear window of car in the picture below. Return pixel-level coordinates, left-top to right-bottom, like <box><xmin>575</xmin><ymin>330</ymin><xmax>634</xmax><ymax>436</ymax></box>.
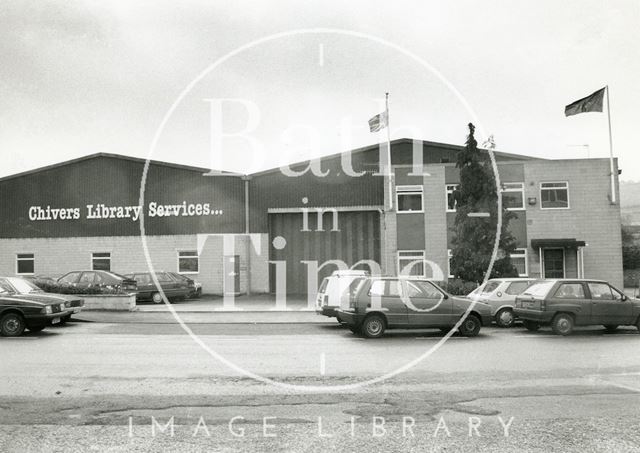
<box><xmin>482</xmin><ymin>281</ymin><xmax>501</xmax><ymax>294</ymax></box>
<box><xmin>522</xmin><ymin>281</ymin><xmax>555</xmax><ymax>297</ymax></box>
<box><xmin>347</xmin><ymin>278</ymin><xmax>365</xmax><ymax>297</ymax></box>
<box><xmin>318</xmin><ymin>278</ymin><xmax>329</xmax><ymax>294</ymax></box>
<box><xmin>505</xmin><ymin>281</ymin><xmax>532</xmax><ymax>295</ymax></box>
<box><xmin>368</xmin><ymin>280</ymin><xmax>400</xmax><ymax>297</ymax></box>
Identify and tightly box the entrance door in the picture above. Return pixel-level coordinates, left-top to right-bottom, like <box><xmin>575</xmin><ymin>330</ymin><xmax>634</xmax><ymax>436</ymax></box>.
<box><xmin>543</xmin><ymin>249</ymin><xmax>565</xmax><ymax>278</ymax></box>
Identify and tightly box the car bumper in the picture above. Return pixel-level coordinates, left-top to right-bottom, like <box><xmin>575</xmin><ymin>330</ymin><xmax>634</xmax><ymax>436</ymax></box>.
<box><xmin>316</xmin><ymin>306</ymin><xmax>340</xmax><ymax>318</ymax></box>
<box><xmin>335</xmin><ymin>309</ymin><xmax>363</xmax><ymax>326</ymax></box>
<box><xmin>24</xmin><ymin>312</ymin><xmax>68</xmax><ymax>327</ymax></box>
<box><xmin>513</xmin><ymin>308</ymin><xmax>552</xmax><ymax>323</ymax></box>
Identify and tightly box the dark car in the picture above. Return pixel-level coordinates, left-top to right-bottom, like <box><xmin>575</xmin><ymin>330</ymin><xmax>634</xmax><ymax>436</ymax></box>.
<box><xmin>57</xmin><ymin>270</ymin><xmax>137</xmax><ymax>293</ymax></box>
<box><xmin>0</xmin><ymin>276</ymin><xmax>84</xmax><ymax>323</ymax></box>
<box><xmin>167</xmin><ymin>272</ymin><xmax>202</xmax><ymax>298</ymax></box>
<box><xmin>336</xmin><ymin>277</ymin><xmax>492</xmax><ymax>338</ymax></box>
<box><xmin>514</xmin><ymin>279</ymin><xmax>640</xmax><ymax>335</ymax></box>
<box><xmin>124</xmin><ymin>272</ymin><xmax>192</xmax><ymax>303</ymax></box>
<box><xmin>0</xmin><ymin>281</ymin><xmax>70</xmax><ymax>336</ymax></box>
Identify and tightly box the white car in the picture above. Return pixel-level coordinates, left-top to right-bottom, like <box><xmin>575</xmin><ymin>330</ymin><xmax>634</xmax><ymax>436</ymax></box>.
<box><xmin>468</xmin><ymin>278</ymin><xmax>536</xmax><ymax>327</ymax></box>
<box><xmin>316</xmin><ymin>270</ymin><xmax>370</xmax><ymax>321</ymax></box>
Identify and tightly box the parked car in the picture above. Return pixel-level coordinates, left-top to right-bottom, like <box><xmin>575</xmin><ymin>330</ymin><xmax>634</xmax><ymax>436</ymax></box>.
<box><xmin>514</xmin><ymin>279</ymin><xmax>640</xmax><ymax>336</ymax></box>
<box><xmin>124</xmin><ymin>272</ymin><xmax>192</xmax><ymax>303</ymax></box>
<box><xmin>0</xmin><ymin>280</ymin><xmax>70</xmax><ymax>336</ymax></box>
<box><xmin>168</xmin><ymin>272</ymin><xmax>202</xmax><ymax>298</ymax></box>
<box><xmin>336</xmin><ymin>277</ymin><xmax>492</xmax><ymax>338</ymax></box>
<box><xmin>467</xmin><ymin>278</ymin><xmax>536</xmax><ymax>327</ymax></box>
<box><xmin>0</xmin><ymin>276</ymin><xmax>84</xmax><ymax>323</ymax></box>
<box><xmin>316</xmin><ymin>270</ymin><xmax>370</xmax><ymax>320</ymax></box>
<box><xmin>57</xmin><ymin>271</ymin><xmax>137</xmax><ymax>293</ymax></box>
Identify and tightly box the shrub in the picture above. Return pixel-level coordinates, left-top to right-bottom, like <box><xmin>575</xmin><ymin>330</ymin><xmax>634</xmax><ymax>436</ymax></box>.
<box><xmin>34</xmin><ymin>281</ymin><xmax>129</xmax><ymax>295</ymax></box>
<box><xmin>437</xmin><ymin>279</ymin><xmax>480</xmax><ymax>296</ymax></box>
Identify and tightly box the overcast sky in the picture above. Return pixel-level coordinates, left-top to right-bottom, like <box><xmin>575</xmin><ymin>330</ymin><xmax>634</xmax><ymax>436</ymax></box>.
<box><xmin>1</xmin><ymin>0</ymin><xmax>639</xmax><ymax>180</ymax></box>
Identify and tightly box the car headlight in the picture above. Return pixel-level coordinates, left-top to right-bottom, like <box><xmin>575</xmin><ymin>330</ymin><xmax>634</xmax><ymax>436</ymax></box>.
<box><xmin>42</xmin><ymin>305</ymin><xmax>52</xmax><ymax>314</ymax></box>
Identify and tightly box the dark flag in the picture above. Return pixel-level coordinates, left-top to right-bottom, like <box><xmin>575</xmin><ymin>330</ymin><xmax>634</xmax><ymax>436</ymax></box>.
<box><xmin>564</xmin><ymin>87</ymin><xmax>605</xmax><ymax>117</ymax></box>
<box><xmin>368</xmin><ymin>110</ymin><xmax>388</xmax><ymax>132</ymax></box>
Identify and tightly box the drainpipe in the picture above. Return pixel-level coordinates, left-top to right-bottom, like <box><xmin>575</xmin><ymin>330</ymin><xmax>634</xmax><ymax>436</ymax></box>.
<box><xmin>242</xmin><ymin>175</ymin><xmax>252</xmax><ymax>295</ymax></box>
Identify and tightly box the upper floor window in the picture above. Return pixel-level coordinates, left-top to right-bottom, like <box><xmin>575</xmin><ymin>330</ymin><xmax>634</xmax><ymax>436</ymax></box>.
<box><xmin>540</xmin><ymin>182</ymin><xmax>569</xmax><ymax>209</ymax></box>
<box><xmin>445</xmin><ymin>184</ymin><xmax>458</xmax><ymax>212</ymax></box>
<box><xmin>501</xmin><ymin>183</ymin><xmax>525</xmax><ymax>210</ymax></box>
<box><xmin>396</xmin><ymin>185</ymin><xmax>424</xmax><ymax>213</ymax></box>
<box><xmin>16</xmin><ymin>253</ymin><xmax>35</xmax><ymax>275</ymax></box>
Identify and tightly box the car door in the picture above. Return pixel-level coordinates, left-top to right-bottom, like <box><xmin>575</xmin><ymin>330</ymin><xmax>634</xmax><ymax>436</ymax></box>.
<box><xmin>587</xmin><ymin>282</ymin><xmax>633</xmax><ymax>325</ymax></box>
<box><xmin>366</xmin><ymin>279</ymin><xmax>407</xmax><ymax>327</ymax></box>
<box><xmin>157</xmin><ymin>272</ymin><xmax>180</xmax><ymax>298</ymax></box>
<box><xmin>550</xmin><ymin>282</ymin><xmax>591</xmax><ymax>325</ymax></box>
<box><xmin>404</xmin><ymin>280</ymin><xmax>452</xmax><ymax>327</ymax></box>
<box><xmin>58</xmin><ymin>272</ymin><xmax>81</xmax><ymax>287</ymax></box>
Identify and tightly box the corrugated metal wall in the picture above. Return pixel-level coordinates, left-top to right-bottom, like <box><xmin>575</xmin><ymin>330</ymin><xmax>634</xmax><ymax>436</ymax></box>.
<box><xmin>268</xmin><ymin>210</ymin><xmax>381</xmax><ymax>294</ymax></box>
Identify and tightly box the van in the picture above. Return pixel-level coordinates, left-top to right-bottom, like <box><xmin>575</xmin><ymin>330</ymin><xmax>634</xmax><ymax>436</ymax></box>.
<box><xmin>315</xmin><ymin>270</ymin><xmax>370</xmax><ymax>320</ymax></box>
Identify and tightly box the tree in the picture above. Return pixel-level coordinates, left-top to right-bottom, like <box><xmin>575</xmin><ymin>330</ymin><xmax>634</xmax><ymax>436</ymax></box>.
<box><xmin>622</xmin><ymin>226</ymin><xmax>640</xmax><ymax>269</ymax></box>
<box><xmin>449</xmin><ymin>123</ymin><xmax>519</xmax><ymax>282</ymax></box>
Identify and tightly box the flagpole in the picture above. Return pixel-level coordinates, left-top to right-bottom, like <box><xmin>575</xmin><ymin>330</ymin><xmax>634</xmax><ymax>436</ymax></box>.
<box><xmin>385</xmin><ymin>92</ymin><xmax>393</xmax><ymax>210</ymax></box>
<box><xmin>606</xmin><ymin>85</ymin><xmax>616</xmax><ymax>204</ymax></box>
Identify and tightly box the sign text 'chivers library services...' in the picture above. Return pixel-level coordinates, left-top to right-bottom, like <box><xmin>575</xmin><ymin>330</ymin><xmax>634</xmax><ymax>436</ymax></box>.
<box><xmin>28</xmin><ymin>202</ymin><xmax>223</xmax><ymax>222</ymax></box>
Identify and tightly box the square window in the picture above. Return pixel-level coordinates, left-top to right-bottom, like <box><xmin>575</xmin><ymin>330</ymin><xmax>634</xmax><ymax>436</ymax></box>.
<box><xmin>396</xmin><ymin>185</ymin><xmax>423</xmax><ymax>213</ymax></box>
<box><xmin>501</xmin><ymin>183</ymin><xmax>525</xmax><ymax>210</ymax></box>
<box><xmin>92</xmin><ymin>252</ymin><xmax>111</xmax><ymax>271</ymax></box>
<box><xmin>16</xmin><ymin>253</ymin><xmax>34</xmax><ymax>275</ymax></box>
<box><xmin>398</xmin><ymin>250</ymin><xmax>425</xmax><ymax>277</ymax></box>
<box><xmin>540</xmin><ymin>182</ymin><xmax>569</xmax><ymax>209</ymax></box>
<box><xmin>178</xmin><ymin>251</ymin><xmax>199</xmax><ymax>273</ymax></box>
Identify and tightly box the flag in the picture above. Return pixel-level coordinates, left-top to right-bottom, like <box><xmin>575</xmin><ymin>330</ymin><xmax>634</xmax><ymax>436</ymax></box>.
<box><xmin>564</xmin><ymin>87</ymin><xmax>605</xmax><ymax>117</ymax></box>
<box><xmin>368</xmin><ymin>110</ymin><xmax>388</xmax><ymax>132</ymax></box>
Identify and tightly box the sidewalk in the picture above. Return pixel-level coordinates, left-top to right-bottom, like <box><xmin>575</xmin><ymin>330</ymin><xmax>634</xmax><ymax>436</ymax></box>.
<box><xmin>74</xmin><ymin>294</ymin><xmax>333</xmax><ymax>324</ymax></box>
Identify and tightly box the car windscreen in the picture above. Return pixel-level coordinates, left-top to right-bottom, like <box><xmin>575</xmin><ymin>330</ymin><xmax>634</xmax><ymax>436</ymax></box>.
<box><xmin>521</xmin><ymin>281</ymin><xmax>555</xmax><ymax>297</ymax></box>
<box><xmin>481</xmin><ymin>281</ymin><xmax>501</xmax><ymax>294</ymax></box>
<box><xmin>6</xmin><ymin>277</ymin><xmax>42</xmax><ymax>294</ymax></box>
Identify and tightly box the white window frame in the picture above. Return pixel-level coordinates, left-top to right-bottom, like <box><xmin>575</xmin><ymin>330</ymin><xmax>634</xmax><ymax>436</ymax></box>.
<box><xmin>445</xmin><ymin>184</ymin><xmax>458</xmax><ymax>212</ymax></box>
<box><xmin>540</xmin><ymin>181</ymin><xmax>570</xmax><ymax>210</ymax></box>
<box><xmin>91</xmin><ymin>252</ymin><xmax>111</xmax><ymax>271</ymax></box>
<box><xmin>177</xmin><ymin>250</ymin><xmax>199</xmax><ymax>274</ymax></box>
<box><xmin>447</xmin><ymin>249</ymin><xmax>454</xmax><ymax>278</ymax></box>
<box><xmin>16</xmin><ymin>253</ymin><xmax>35</xmax><ymax>275</ymax></box>
<box><xmin>397</xmin><ymin>250</ymin><xmax>426</xmax><ymax>277</ymax></box>
<box><xmin>501</xmin><ymin>182</ymin><xmax>525</xmax><ymax>211</ymax></box>
<box><xmin>395</xmin><ymin>185</ymin><xmax>424</xmax><ymax>213</ymax></box>
<box><xmin>510</xmin><ymin>248</ymin><xmax>528</xmax><ymax>277</ymax></box>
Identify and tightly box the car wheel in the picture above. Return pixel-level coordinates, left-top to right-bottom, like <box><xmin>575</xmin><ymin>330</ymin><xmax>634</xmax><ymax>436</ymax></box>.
<box><xmin>552</xmin><ymin>313</ymin><xmax>574</xmax><ymax>336</ymax></box>
<box><xmin>1</xmin><ymin>313</ymin><xmax>26</xmax><ymax>337</ymax></box>
<box><xmin>28</xmin><ymin>325</ymin><xmax>45</xmax><ymax>333</ymax></box>
<box><xmin>361</xmin><ymin>315</ymin><xmax>386</xmax><ymax>338</ymax></box>
<box><xmin>151</xmin><ymin>292</ymin><xmax>163</xmax><ymax>304</ymax></box>
<box><xmin>523</xmin><ymin>320</ymin><xmax>540</xmax><ymax>331</ymax></box>
<box><xmin>458</xmin><ymin>314</ymin><xmax>481</xmax><ymax>337</ymax></box>
<box><xmin>604</xmin><ymin>325</ymin><xmax>619</xmax><ymax>333</ymax></box>
<box><xmin>495</xmin><ymin>308</ymin><xmax>515</xmax><ymax>328</ymax></box>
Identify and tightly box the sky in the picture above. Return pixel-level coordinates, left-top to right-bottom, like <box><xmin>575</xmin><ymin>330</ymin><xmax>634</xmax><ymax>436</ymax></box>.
<box><xmin>1</xmin><ymin>0</ymin><xmax>639</xmax><ymax>180</ymax></box>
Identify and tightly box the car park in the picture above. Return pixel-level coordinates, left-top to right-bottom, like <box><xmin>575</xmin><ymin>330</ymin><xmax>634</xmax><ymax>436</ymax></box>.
<box><xmin>315</xmin><ymin>270</ymin><xmax>370</xmax><ymax>320</ymax></box>
<box><xmin>57</xmin><ymin>270</ymin><xmax>137</xmax><ymax>292</ymax></box>
<box><xmin>0</xmin><ymin>276</ymin><xmax>84</xmax><ymax>323</ymax></box>
<box><xmin>468</xmin><ymin>278</ymin><xmax>536</xmax><ymax>327</ymax></box>
<box><xmin>336</xmin><ymin>277</ymin><xmax>492</xmax><ymax>338</ymax></box>
<box><xmin>0</xmin><ymin>282</ymin><xmax>70</xmax><ymax>336</ymax></box>
<box><xmin>514</xmin><ymin>279</ymin><xmax>640</xmax><ymax>336</ymax></box>
<box><xmin>124</xmin><ymin>272</ymin><xmax>192</xmax><ymax>303</ymax></box>
<box><xmin>168</xmin><ymin>272</ymin><xmax>202</xmax><ymax>298</ymax></box>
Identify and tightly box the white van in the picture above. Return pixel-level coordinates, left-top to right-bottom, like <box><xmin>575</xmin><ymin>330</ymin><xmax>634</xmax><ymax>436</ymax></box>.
<box><xmin>316</xmin><ymin>270</ymin><xmax>370</xmax><ymax>320</ymax></box>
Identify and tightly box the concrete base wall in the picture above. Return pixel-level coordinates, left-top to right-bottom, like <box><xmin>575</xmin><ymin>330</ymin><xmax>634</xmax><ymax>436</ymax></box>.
<box><xmin>82</xmin><ymin>294</ymin><xmax>137</xmax><ymax>311</ymax></box>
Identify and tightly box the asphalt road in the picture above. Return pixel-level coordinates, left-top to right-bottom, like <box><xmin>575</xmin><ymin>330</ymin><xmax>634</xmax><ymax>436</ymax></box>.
<box><xmin>2</xmin><ymin>321</ymin><xmax>640</xmax><ymax>452</ymax></box>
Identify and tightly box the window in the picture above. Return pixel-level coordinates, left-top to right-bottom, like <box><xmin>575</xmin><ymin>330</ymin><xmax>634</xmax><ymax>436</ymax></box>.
<box><xmin>92</xmin><ymin>252</ymin><xmax>111</xmax><ymax>271</ymax></box>
<box><xmin>368</xmin><ymin>280</ymin><xmax>385</xmax><ymax>297</ymax></box>
<box><xmin>178</xmin><ymin>250</ymin><xmax>199</xmax><ymax>273</ymax></box>
<box><xmin>505</xmin><ymin>281</ymin><xmax>533</xmax><ymax>295</ymax></box>
<box><xmin>482</xmin><ymin>281</ymin><xmax>502</xmax><ymax>294</ymax></box>
<box><xmin>446</xmin><ymin>184</ymin><xmax>458</xmax><ymax>212</ymax></box>
<box><xmin>588</xmin><ymin>283</ymin><xmax>613</xmax><ymax>300</ymax></box>
<box><xmin>16</xmin><ymin>253</ymin><xmax>34</xmax><ymax>275</ymax></box>
<box><xmin>554</xmin><ymin>283</ymin><xmax>585</xmax><ymax>299</ymax></box>
<box><xmin>397</xmin><ymin>250</ymin><xmax>425</xmax><ymax>277</ymax></box>
<box><xmin>447</xmin><ymin>249</ymin><xmax>454</xmax><ymax>278</ymax></box>
<box><xmin>396</xmin><ymin>185</ymin><xmax>423</xmax><ymax>213</ymax></box>
<box><xmin>367</xmin><ymin>280</ymin><xmax>400</xmax><ymax>297</ymax></box>
<box><xmin>406</xmin><ymin>280</ymin><xmax>442</xmax><ymax>299</ymax></box>
<box><xmin>522</xmin><ymin>280</ymin><xmax>555</xmax><ymax>297</ymax></box>
<box><xmin>510</xmin><ymin>248</ymin><xmax>528</xmax><ymax>276</ymax></box>
<box><xmin>540</xmin><ymin>182</ymin><xmax>569</xmax><ymax>209</ymax></box>
<box><xmin>501</xmin><ymin>183</ymin><xmax>525</xmax><ymax>210</ymax></box>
